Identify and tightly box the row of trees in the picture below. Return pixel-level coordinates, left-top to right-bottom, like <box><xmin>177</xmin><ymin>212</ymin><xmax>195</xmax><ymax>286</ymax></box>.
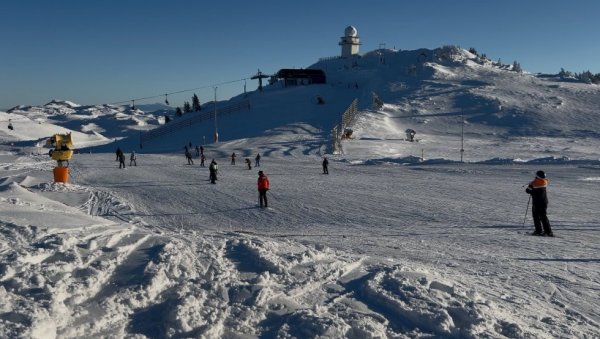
<box><xmin>469</xmin><ymin>47</ymin><xmax>598</xmax><ymax>83</ymax></box>
<box><xmin>174</xmin><ymin>94</ymin><xmax>202</xmax><ymax>118</ymax></box>
<box><xmin>559</xmin><ymin>68</ymin><xmax>600</xmax><ymax>84</ymax></box>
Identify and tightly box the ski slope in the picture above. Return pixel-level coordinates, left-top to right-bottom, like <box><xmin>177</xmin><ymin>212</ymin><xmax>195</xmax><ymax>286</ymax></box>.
<box><xmin>0</xmin><ymin>148</ymin><xmax>599</xmax><ymax>338</ymax></box>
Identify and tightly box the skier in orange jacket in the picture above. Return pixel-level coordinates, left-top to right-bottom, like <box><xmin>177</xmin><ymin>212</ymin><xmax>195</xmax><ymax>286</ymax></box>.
<box><xmin>526</xmin><ymin>170</ymin><xmax>553</xmax><ymax>236</ymax></box>
<box><xmin>257</xmin><ymin>170</ymin><xmax>270</xmax><ymax>208</ymax></box>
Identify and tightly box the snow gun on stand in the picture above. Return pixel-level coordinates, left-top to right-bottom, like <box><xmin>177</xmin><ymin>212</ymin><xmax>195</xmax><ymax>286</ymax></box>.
<box><xmin>46</xmin><ymin>132</ymin><xmax>73</xmax><ymax>183</ymax></box>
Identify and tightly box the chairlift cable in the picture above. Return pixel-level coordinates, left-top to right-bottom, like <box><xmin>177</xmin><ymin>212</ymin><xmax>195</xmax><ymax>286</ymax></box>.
<box><xmin>106</xmin><ymin>77</ymin><xmax>251</xmax><ymax>106</ymax></box>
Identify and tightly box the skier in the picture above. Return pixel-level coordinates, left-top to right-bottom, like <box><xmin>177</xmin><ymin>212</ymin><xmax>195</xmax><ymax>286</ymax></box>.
<box><xmin>185</xmin><ymin>149</ymin><xmax>194</xmax><ymax>165</ymax></box>
<box><xmin>200</xmin><ymin>154</ymin><xmax>206</xmax><ymax>167</ymax></box>
<box><xmin>257</xmin><ymin>170</ymin><xmax>270</xmax><ymax>208</ymax></box>
<box><xmin>245</xmin><ymin>158</ymin><xmax>252</xmax><ymax>170</ymax></box>
<box><xmin>118</xmin><ymin>152</ymin><xmax>126</xmax><ymax>169</ymax></box>
<box><xmin>322</xmin><ymin>157</ymin><xmax>329</xmax><ymax>174</ymax></box>
<box><xmin>129</xmin><ymin>151</ymin><xmax>137</xmax><ymax>166</ymax></box>
<box><xmin>231</xmin><ymin>152</ymin><xmax>237</xmax><ymax>165</ymax></box>
<box><xmin>255</xmin><ymin>153</ymin><xmax>261</xmax><ymax>167</ymax></box>
<box><xmin>115</xmin><ymin>147</ymin><xmax>123</xmax><ymax>161</ymax></box>
<box><xmin>525</xmin><ymin>170</ymin><xmax>553</xmax><ymax>236</ymax></box>
<box><xmin>209</xmin><ymin>159</ymin><xmax>218</xmax><ymax>184</ymax></box>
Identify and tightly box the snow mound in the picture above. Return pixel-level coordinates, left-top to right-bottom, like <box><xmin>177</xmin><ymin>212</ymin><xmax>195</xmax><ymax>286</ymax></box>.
<box><xmin>0</xmin><ymin>224</ymin><xmax>526</xmax><ymax>338</ymax></box>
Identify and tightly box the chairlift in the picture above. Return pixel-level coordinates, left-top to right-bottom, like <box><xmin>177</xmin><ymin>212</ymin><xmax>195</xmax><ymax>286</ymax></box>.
<box><xmin>164</xmin><ymin>94</ymin><xmax>169</xmax><ymax>105</ymax></box>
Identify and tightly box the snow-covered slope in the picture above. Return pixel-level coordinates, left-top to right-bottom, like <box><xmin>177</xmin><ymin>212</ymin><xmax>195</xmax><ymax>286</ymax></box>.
<box><xmin>4</xmin><ymin>47</ymin><xmax>600</xmax><ymax>161</ymax></box>
<box><xmin>87</xmin><ymin>46</ymin><xmax>600</xmax><ymax>161</ymax></box>
<box><xmin>1</xmin><ymin>151</ymin><xmax>599</xmax><ymax>338</ymax></box>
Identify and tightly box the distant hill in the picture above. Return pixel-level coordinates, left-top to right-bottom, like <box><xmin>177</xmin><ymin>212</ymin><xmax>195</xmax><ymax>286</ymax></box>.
<box><xmin>3</xmin><ymin>46</ymin><xmax>599</xmax><ymax>159</ymax></box>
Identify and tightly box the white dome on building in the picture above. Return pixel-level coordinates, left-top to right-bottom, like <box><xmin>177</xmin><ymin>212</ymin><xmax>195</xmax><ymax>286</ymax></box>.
<box><xmin>344</xmin><ymin>26</ymin><xmax>357</xmax><ymax>37</ymax></box>
<box><xmin>339</xmin><ymin>26</ymin><xmax>360</xmax><ymax>57</ymax></box>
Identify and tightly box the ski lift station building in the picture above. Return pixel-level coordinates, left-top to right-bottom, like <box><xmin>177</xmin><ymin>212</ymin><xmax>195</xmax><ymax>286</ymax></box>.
<box><xmin>274</xmin><ymin>69</ymin><xmax>326</xmax><ymax>87</ymax></box>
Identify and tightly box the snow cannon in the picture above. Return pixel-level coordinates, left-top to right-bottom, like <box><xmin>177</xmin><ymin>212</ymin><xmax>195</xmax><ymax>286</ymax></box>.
<box><xmin>47</xmin><ymin>132</ymin><xmax>73</xmax><ymax>183</ymax></box>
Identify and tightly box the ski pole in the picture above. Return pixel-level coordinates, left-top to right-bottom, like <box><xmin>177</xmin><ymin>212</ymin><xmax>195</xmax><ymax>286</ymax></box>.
<box><xmin>522</xmin><ymin>195</ymin><xmax>531</xmax><ymax>227</ymax></box>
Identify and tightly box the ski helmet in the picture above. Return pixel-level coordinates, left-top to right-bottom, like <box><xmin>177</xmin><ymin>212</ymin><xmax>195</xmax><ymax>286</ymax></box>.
<box><xmin>536</xmin><ymin>170</ymin><xmax>546</xmax><ymax>179</ymax></box>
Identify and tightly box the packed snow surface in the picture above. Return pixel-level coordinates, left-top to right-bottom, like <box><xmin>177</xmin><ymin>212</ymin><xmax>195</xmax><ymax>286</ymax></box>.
<box><xmin>1</xmin><ymin>46</ymin><xmax>600</xmax><ymax>338</ymax></box>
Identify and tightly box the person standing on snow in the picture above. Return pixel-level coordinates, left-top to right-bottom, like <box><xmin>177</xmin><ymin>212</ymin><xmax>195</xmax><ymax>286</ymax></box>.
<box><xmin>525</xmin><ymin>170</ymin><xmax>553</xmax><ymax>236</ymax></box>
<box><xmin>255</xmin><ymin>153</ymin><xmax>261</xmax><ymax>167</ymax></box>
<box><xmin>231</xmin><ymin>152</ymin><xmax>237</xmax><ymax>165</ymax></box>
<box><xmin>200</xmin><ymin>154</ymin><xmax>206</xmax><ymax>167</ymax></box>
<box><xmin>116</xmin><ymin>147</ymin><xmax>123</xmax><ymax>161</ymax></box>
<box><xmin>257</xmin><ymin>170</ymin><xmax>270</xmax><ymax>208</ymax></box>
<box><xmin>118</xmin><ymin>152</ymin><xmax>126</xmax><ymax>169</ymax></box>
<box><xmin>209</xmin><ymin>159</ymin><xmax>218</xmax><ymax>184</ymax></box>
<box><xmin>129</xmin><ymin>151</ymin><xmax>137</xmax><ymax>166</ymax></box>
<box><xmin>322</xmin><ymin>157</ymin><xmax>329</xmax><ymax>174</ymax></box>
<box><xmin>245</xmin><ymin>158</ymin><xmax>252</xmax><ymax>170</ymax></box>
<box><xmin>185</xmin><ymin>149</ymin><xmax>194</xmax><ymax>165</ymax></box>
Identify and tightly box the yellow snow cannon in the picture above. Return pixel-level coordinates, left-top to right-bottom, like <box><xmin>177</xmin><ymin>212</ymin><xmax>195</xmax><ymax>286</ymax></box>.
<box><xmin>47</xmin><ymin>132</ymin><xmax>74</xmax><ymax>183</ymax></box>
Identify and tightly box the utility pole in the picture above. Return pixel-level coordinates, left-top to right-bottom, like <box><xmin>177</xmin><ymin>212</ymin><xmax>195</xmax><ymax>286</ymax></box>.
<box><xmin>213</xmin><ymin>87</ymin><xmax>218</xmax><ymax>143</ymax></box>
<box><xmin>460</xmin><ymin>113</ymin><xmax>465</xmax><ymax>163</ymax></box>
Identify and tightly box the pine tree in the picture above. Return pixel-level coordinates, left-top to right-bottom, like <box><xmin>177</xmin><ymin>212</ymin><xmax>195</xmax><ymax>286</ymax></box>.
<box><xmin>579</xmin><ymin>70</ymin><xmax>593</xmax><ymax>84</ymax></box>
<box><xmin>192</xmin><ymin>94</ymin><xmax>201</xmax><ymax>111</ymax></box>
<box><xmin>175</xmin><ymin>107</ymin><xmax>183</xmax><ymax>117</ymax></box>
<box><xmin>512</xmin><ymin>61</ymin><xmax>522</xmax><ymax>73</ymax></box>
<box><xmin>183</xmin><ymin>101</ymin><xmax>191</xmax><ymax>113</ymax></box>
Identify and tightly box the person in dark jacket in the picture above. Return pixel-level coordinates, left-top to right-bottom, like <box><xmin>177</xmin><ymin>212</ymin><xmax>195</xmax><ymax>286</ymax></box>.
<box><xmin>231</xmin><ymin>152</ymin><xmax>237</xmax><ymax>165</ymax></box>
<box><xmin>245</xmin><ymin>158</ymin><xmax>252</xmax><ymax>170</ymax></box>
<box><xmin>257</xmin><ymin>170</ymin><xmax>270</xmax><ymax>208</ymax></box>
<box><xmin>200</xmin><ymin>154</ymin><xmax>206</xmax><ymax>167</ymax></box>
<box><xmin>209</xmin><ymin>160</ymin><xmax>218</xmax><ymax>184</ymax></box>
<box><xmin>118</xmin><ymin>152</ymin><xmax>126</xmax><ymax>168</ymax></box>
<box><xmin>129</xmin><ymin>151</ymin><xmax>137</xmax><ymax>166</ymax></box>
<box><xmin>255</xmin><ymin>153</ymin><xmax>261</xmax><ymax>167</ymax></box>
<box><xmin>526</xmin><ymin>170</ymin><xmax>553</xmax><ymax>236</ymax></box>
<box><xmin>185</xmin><ymin>149</ymin><xmax>194</xmax><ymax>165</ymax></box>
<box><xmin>116</xmin><ymin>147</ymin><xmax>123</xmax><ymax>161</ymax></box>
<box><xmin>322</xmin><ymin>157</ymin><xmax>329</xmax><ymax>174</ymax></box>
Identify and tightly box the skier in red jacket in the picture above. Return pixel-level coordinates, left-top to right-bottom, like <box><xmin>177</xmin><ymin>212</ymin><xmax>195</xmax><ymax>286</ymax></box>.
<box><xmin>257</xmin><ymin>171</ymin><xmax>270</xmax><ymax>208</ymax></box>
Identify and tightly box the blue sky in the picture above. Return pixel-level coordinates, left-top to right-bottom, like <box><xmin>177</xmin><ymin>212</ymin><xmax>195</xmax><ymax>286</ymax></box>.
<box><xmin>1</xmin><ymin>0</ymin><xmax>598</xmax><ymax>110</ymax></box>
